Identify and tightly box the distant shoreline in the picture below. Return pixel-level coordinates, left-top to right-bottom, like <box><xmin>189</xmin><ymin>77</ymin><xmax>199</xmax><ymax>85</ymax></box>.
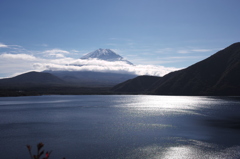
<box><xmin>1</xmin><ymin>86</ymin><xmax>240</xmax><ymax>97</ymax></box>
<box><xmin>0</xmin><ymin>86</ymin><xmax>114</xmax><ymax>97</ymax></box>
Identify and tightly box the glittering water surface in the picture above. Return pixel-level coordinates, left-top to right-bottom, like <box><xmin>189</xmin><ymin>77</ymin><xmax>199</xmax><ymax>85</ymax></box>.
<box><xmin>1</xmin><ymin>95</ymin><xmax>240</xmax><ymax>159</ymax></box>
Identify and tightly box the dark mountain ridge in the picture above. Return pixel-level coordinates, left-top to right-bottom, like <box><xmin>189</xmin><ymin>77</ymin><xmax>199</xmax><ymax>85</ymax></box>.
<box><xmin>46</xmin><ymin>70</ymin><xmax>137</xmax><ymax>87</ymax></box>
<box><xmin>0</xmin><ymin>71</ymin><xmax>113</xmax><ymax>96</ymax></box>
<box><xmin>0</xmin><ymin>71</ymin><xmax>65</xmax><ymax>88</ymax></box>
<box><xmin>112</xmin><ymin>75</ymin><xmax>161</xmax><ymax>94</ymax></box>
<box><xmin>113</xmin><ymin>42</ymin><xmax>240</xmax><ymax>96</ymax></box>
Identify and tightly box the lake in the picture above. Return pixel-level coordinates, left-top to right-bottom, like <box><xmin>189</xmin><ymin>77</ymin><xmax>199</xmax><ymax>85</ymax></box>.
<box><xmin>1</xmin><ymin>95</ymin><xmax>240</xmax><ymax>159</ymax></box>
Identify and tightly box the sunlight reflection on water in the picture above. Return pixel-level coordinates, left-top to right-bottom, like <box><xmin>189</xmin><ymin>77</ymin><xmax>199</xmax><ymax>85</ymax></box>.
<box><xmin>118</xmin><ymin>96</ymin><xmax>215</xmax><ymax>117</ymax></box>
<box><xmin>127</xmin><ymin>139</ymin><xmax>240</xmax><ymax>159</ymax></box>
<box><xmin>1</xmin><ymin>95</ymin><xmax>240</xmax><ymax>159</ymax></box>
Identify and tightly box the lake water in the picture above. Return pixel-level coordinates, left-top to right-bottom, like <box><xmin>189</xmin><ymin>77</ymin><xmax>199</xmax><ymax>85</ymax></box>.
<box><xmin>1</xmin><ymin>95</ymin><xmax>240</xmax><ymax>159</ymax></box>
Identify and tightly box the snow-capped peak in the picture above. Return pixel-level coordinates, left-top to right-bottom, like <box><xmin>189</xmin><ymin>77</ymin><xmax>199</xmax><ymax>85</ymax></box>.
<box><xmin>80</xmin><ymin>48</ymin><xmax>133</xmax><ymax>65</ymax></box>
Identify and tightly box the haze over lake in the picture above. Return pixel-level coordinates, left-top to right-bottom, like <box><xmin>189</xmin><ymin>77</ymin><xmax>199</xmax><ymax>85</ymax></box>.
<box><xmin>1</xmin><ymin>95</ymin><xmax>240</xmax><ymax>159</ymax></box>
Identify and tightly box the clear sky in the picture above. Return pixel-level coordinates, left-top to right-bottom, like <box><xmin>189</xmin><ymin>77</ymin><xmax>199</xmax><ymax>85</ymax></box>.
<box><xmin>0</xmin><ymin>0</ymin><xmax>240</xmax><ymax>78</ymax></box>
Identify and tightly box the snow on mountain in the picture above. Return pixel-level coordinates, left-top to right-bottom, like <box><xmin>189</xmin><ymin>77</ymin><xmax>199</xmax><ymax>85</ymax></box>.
<box><xmin>81</xmin><ymin>48</ymin><xmax>133</xmax><ymax>65</ymax></box>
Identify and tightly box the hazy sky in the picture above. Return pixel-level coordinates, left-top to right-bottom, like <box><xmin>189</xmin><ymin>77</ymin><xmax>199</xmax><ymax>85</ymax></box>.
<box><xmin>0</xmin><ymin>0</ymin><xmax>240</xmax><ymax>78</ymax></box>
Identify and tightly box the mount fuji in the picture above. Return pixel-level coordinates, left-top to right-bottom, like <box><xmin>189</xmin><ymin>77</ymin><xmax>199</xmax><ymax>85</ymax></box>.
<box><xmin>80</xmin><ymin>48</ymin><xmax>133</xmax><ymax>65</ymax></box>
<box><xmin>44</xmin><ymin>48</ymin><xmax>137</xmax><ymax>86</ymax></box>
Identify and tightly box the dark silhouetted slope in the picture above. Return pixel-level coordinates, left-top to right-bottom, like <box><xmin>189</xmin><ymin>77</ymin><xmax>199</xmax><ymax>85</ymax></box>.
<box><xmin>47</xmin><ymin>71</ymin><xmax>137</xmax><ymax>87</ymax></box>
<box><xmin>150</xmin><ymin>42</ymin><xmax>240</xmax><ymax>95</ymax></box>
<box><xmin>0</xmin><ymin>71</ymin><xmax>65</xmax><ymax>87</ymax></box>
<box><xmin>0</xmin><ymin>71</ymin><xmax>113</xmax><ymax>96</ymax></box>
<box><xmin>111</xmin><ymin>75</ymin><xmax>161</xmax><ymax>94</ymax></box>
<box><xmin>113</xmin><ymin>42</ymin><xmax>240</xmax><ymax>96</ymax></box>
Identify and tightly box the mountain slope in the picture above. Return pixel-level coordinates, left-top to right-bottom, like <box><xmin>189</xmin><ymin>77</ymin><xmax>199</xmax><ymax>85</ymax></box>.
<box><xmin>47</xmin><ymin>71</ymin><xmax>137</xmax><ymax>87</ymax></box>
<box><xmin>111</xmin><ymin>75</ymin><xmax>161</xmax><ymax>93</ymax></box>
<box><xmin>150</xmin><ymin>42</ymin><xmax>240</xmax><ymax>95</ymax></box>
<box><xmin>80</xmin><ymin>48</ymin><xmax>133</xmax><ymax>65</ymax></box>
<box><xmin>0</xmin><ymin>71</ymin><xmax>65</xmax><ymax>87</ymax></box>
<box><xmin>113</xmin><ymin>42</ymin><xmax>240</xmax><ymax>96</ymax></box>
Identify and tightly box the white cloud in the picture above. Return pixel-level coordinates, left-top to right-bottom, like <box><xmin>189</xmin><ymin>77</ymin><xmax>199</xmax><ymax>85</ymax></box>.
<box><xmin>106</xmin><ymin>43</ymin><xmax>118</xmax><ymax>46</ymax></box>
<box><xmin>155</xmin><ymin>48</ymin><xmax>173</xmax><ymax>54</ymax></box>
<box><xmin>71</xmin><ymin>49</ymin><xmax>79</xmax><ymax>53</ymax></box>
<box><xmin>0</xmin><ymin>43</ymin><xmax>8</xmax><ymax>48</ymax></box>
<box><xmin>191</xmin><ymin>49</ymin><xmax>213</xmax><ymax>52</ymax></box>
<box><xmin>0</xmin><ymin>53</ymin><xmax>37</xmax><ymax>61</ymax></box>
<box><xmin>177</xmin><ymin>50</ymin><xmax>190</xmax><ymax>54</ymax></box>
<box><xmin>43</xmin><ymin>49</ymin><xmax>70</xmax><ymax>58</ymax></box>
<box><xmin>157</xmin><ymin>55</ymin><xmax>206</xmax><ymax>62</ymax></box>
<box><xmin>44</xmin><ymin>49</ymin><xmax>70</xmax><ymax>54</ymax></box>
<box><xmin>34</xmin><ymin>58</ymin><xmax>180</xmax><ymax>77</ymax></box>
<box><xmin>177</xmin><ymin>48</ymin><xmax>216</xmax><ymax>54</ymax></box>
<box><xmin>41</xmin><ymin>44</ymin><xmax>48</xmax><ymax>47</ymax></box>
<box><xmin>0</xmin><ymin>53</ymin><xmax>43</xmax><ymax>78</ymax></box>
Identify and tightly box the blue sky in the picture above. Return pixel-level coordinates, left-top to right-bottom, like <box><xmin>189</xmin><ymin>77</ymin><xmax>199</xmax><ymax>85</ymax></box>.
<box><xmin>0</xmin><ymin>0</ymin><xmax>240</xmax><ymax>78</ymax></box>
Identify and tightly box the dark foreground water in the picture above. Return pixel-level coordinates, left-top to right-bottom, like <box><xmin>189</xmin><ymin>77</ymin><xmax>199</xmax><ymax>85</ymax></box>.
<box><xmin>1</xmin><ymin>95</ymin><xmax>240</xmax><ymax>159</ymax></box>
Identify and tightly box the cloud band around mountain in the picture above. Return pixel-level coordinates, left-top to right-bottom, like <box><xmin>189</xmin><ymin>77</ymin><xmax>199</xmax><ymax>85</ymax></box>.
<box><xmin>0</xmin><ymin>46</ymin><xmax>180</xmax><ymax>78</ymax></box>
<box><xmin>34</xmin><ymin>58</ymin><xmax>180</xmax><ymax>77</ymax></box>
